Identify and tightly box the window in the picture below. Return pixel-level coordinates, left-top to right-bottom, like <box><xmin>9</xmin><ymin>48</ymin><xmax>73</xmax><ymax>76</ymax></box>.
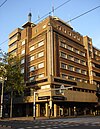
<box><xmin>67</xmin><ymin>45</ymin><xmax>73</xmax><ymax>51</ymax></box>
<box><xmin>76</xmin><ymin>78</ymin><xmax>81</xmax><ymax>82</ymax></box>
<box><xmin>60</xmin><ymin>42</ymin><xmax>66</xmax><ymax>48</ymax></box>
<box><xmin>82</xmin><ymin>70</ymin><xmax>87</xmax><ymax>75</ymax></box>
<box><xmin>21</xmin><ymin>50</ymin><xmax>25</xmax><ymax>55</ymax></box>
<box><xmin>21</xmin><ymin>58</ymin><xmax>25</xmax><ymax>64</ymax></box>
<box><xmin>75</xmin><ymin>68</ymin><xmax>81</xmax><ymax>73</ymax></box>
<box><xmin>74</xmin><ymin>58</ymin><xmax>80</xmax><ymax>63</ymax></box>
<box><xmin>38</xmin><ymin>51</ymin><xmax>44</xmax><ymax>58</ymax></box>
<box><xmin>77</xmin><ymin>36</ymin><xmax>80</xmax><ymax>41</ymax></box>
<box><xmin>29</xmin><ymin>76</ymin><xmax>35</xmax><ymax>82</ymax></box>
<box><xmin>68</xmin><ymin>31</ymin><xmax>72</xmax><ymax>36</ymax></box>
<box><xmin>80</xmin><ymin>51</ymin><xmax>85</xmax><ymax>57</ymax></box>
<box><xmin>73</xmin><ymin>34</ymin><xmax>76</xmax><ymax>39</ymax></box>
<box><xmin>83</xmin><ymin>79</ymin><xmax>87</xmax><ymax>83</ymax></box>
<box><xmin>74</xmin><ymin>48</ymin><xmax>79</xmax><ymax>54</ymax></box>
<box><xmin>30</xmin><ymin>46</ymin><xmax>35</xmax><ymax>51</ymax></box>
<box><xmin>68</xmin><ymin>76</ymin><xmax>74</xmax><ymax>80</ymax></box>
<box><xmin>67</xmin><ymin>55</ymin><xmax>74</xmax><ymax>61</ymax></box>
<box><xmin>61</xmin><ymin>63</ymin><xmax>67</xmax><ymax>69</ymax></box>
<box><xmin>60</xmin><ymin>52</ymin><xmax>66</xmax><ymax>58</ymax></box>
<box><xmin>29</xmin><ymin>66</ymin><xmax>35</xmax><ymax>72</ymax></box>
<box><xmin>68</xmin><ymin>65</ymin><xmax>74</xmax><ymax>71</ymax></box>
<box><xmin>80</xmin><ymin>60</ymin><xmax>86</xmax><ymax>65</ymax></box>
<box><xmin>38</xmin><ymin>74</ymin><xmax>44</xmax><ymax>78</ymax></box>
<box><xmin>94</xmin><ymin>50</ymin><xmax>97</xmax><ymax>55</ymax></box>
<box><xmin>21</xmin><ymin>68</ymin><xmax>24</xmax><ymax>73</ymax></box>
<box><xmin>62</xmin><ymin>74</ymin><xmax>68</xmax><ymax>79</ymax></box>
<box><xmin>43</xmin><ymin>25</ymin><xmax>46</xmax><ymax>29</ymax></box>
<box><xmin>38</xmin><ymin>41</ymin><xmax>44</xmax><ymax>47</ymax></box>
<box><xmin>30</xmin><ymin>55</ymin><xmax>34</xmax><ymax>61</ymax></box>
<box><xmin>22</xmin><ymin>40</ymin><xmax>25</xmax><ymax>45</ymax></box>
<box><xmin>38</xmin><ymin>62</ymin><xmax>44</xmax><ymax>68</ymax></box>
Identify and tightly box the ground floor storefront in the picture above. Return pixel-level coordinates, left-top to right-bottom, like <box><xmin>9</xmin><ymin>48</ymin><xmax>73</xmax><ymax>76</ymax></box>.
<box><xmin>9</xmin><ymin>101</ymin><xmax>100</xmax><ymax>117</ymax></box>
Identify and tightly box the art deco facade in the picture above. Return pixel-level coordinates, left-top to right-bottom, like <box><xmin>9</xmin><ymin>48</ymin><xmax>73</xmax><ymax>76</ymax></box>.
<box><xmin>8</xmin><ymin>15</ymin><xmax>100</xmax><ymax>117</ymax></box>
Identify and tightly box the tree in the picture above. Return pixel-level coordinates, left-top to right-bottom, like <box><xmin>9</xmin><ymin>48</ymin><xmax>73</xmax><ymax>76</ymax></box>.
<box><xmin>0</xmin><ymin>52</ymin><xmax>25</xmax><ymax>117</ymax></box>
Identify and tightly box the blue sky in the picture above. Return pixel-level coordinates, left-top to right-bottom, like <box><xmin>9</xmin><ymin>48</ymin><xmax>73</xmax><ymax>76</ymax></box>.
<box><xmin>0</xmin><ymin>0</ymin><xmax>100</xmax><ymax>52</ymax></box>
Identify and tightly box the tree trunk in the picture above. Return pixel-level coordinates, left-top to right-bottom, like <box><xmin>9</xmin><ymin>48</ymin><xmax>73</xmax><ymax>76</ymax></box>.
<box><xmin>10</xmin><ymin>91</ymin><xmax>13</xmax><ymax>118</ymax></box>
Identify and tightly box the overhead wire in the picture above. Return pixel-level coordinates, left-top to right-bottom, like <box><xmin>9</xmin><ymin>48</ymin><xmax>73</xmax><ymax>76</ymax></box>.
<box><xmin>34</xmin><ymin>0</ymin><xmax>72</xmax><ymax>23</ymax></box>
<box><xmin>0</xmin><ymin>39</ymin><xmax>9</xmax><ymax>46</ymax></box>
<box><xmin>0</xmin><ymin>0</ymin><xmax>7</xmax><ymax>8</ymax></box>
<box><xmin>0</xmin><ymin>1</ymin><xmax>100</xmax><ymax>48</ymax></box>
<box><xmin>0</xmin><ymin>0</ymin><xmax>72</xmax><ymax>46</ymax></box>
<box><xmin>66</xmin><ymin>5</ymin><xmax>100</xmax><ymax>23</ymax></box>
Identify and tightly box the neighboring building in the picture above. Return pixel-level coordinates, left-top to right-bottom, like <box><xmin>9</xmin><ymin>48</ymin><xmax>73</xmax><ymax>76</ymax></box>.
<box><xmin>8</xmin><ymin>14</ymin><xmax>100</xmax><ymax>117</ymax></box>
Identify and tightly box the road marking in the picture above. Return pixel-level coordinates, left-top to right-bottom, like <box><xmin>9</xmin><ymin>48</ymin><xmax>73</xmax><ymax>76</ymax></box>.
<box><xmin>34</xmin><ymin>126</ymin><xmax>39</xmax><ymax>128</ymax></box>
<box><xmin>26</xmin><ymin>127</ymin><xmax>32</xmax><ymax>128</ymax></box>
<box><xmin>18</xmin><ymin>128</ymin><xmax>25</xmax><ymax>129</ymax></box>
<box><xmin>53</xmin><ymin>127</ymin><xmax>59</xmax><ymax>128</ymax></box>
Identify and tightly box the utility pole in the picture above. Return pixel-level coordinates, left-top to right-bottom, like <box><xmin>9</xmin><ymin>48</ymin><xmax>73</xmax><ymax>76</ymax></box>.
<box><xmin>0</xmin><ymin>79</ymin><xmax>4</xmax><ymax>118</ymax></box>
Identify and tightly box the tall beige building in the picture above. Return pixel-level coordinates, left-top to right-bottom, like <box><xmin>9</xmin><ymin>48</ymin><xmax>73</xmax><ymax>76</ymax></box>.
<box><xmin>8</xmin><ymin>14</ymin><xmax>100</xmax><ymax>117</ymax></box>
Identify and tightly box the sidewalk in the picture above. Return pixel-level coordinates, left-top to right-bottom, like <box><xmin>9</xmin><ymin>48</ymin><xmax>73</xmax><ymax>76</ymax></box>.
<box><xmin>1</xmin><ymin>115</ymin><xmax>99</xmax><ymax>121</ymax></box>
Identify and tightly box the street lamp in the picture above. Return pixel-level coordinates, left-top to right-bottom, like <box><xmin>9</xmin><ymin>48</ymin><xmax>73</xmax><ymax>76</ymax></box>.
<box><xmin>0</xmin><ymin>50</ymin><xmax>4</xmax><ymax>118</ymax></box>
<box><xmin>33</xmin><ymin>85</ymin><xmax>73</xmax><ymax>120</ymax></box>
<box><xmin>0</xmin><ymin>78</ymin><xmax>4</xmax><ymax>118</ymax></box>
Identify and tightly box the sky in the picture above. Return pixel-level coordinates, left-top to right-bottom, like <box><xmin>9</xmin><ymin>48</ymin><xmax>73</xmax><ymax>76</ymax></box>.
<box><xmin>0</xmin><ymin>0</ymin><xmax>100</xmax><ymax>52</ymax></box>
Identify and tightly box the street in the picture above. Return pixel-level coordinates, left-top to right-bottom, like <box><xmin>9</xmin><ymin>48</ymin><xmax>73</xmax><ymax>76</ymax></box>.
<box><xmin>0</xmin><ymin>116</ymin><xmax>100</xmax><ymax>129</ymax></box>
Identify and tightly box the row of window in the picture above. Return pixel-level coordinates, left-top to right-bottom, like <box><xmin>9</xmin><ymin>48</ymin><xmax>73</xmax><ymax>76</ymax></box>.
<box><xmin>21</xmin><ymin>62</ymin><xmax>44</xmax><ymax>74</ymax></box>
<box><xmin>30</xmin><ymin>51</ymin><xmax>44</xmax><ymax>61</ymax></box>
<box><xmin>21</xmin><ymin>51</ymin><xmax>44</xmax><ymax>64</ymax></box>
<box><xmin>29</xmin><ymin>62</ymin><xmax>44</xmax><ymax>72</ymax></box>
<box><xmin>60</xmin><ymin>51</ymin><xmax>86</xmax><ymax>66</ymax></box>
<box><xmin>20</xmin><ymin>40</ymin><xmax>44</xmax><ymax>55</ymax></box>
<box><xmin>61</xmin><ymin>62</ymin><xmax>87</xmax><ymax>75</ymax></box>
<box><xmin>94</xmin><ymin>49</ymin><xmax>100</xmax><ymax>56</ymax></box>
<box><xmin>72</xmin><ymin>87</ymin><xmax>95</xmax><ymax>93</ymax></box>
<box><xmin>90</xmin><ymin>80</ymin><xmax>99</xmax><ymax>85</ymax></box>
<box><xmin>61</xmin><ymin>74</ymin><xmax>88</xmax><ymax>83</ymax></box>
<box><xmin>56</xmin><ymin>24</ymin><xmax>81</xmax><ymax>42</ymax></box>
<box><xmin>30</xmin><ymin>40</ymin><xmax>44</xmax><ymax>52</ymax></box>
<box><xmin>29</xmin><ymin>73</ymin><xmax>44</xmax><ymax>82</ymax></box>
<box><xmin>60</xmin><ymin>42</ymin><xmax>86</xmax><ymax>57</ymax></box>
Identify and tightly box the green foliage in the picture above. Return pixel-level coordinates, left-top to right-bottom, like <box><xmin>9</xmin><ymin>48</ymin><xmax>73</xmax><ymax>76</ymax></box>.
<box><xmin>0</xmin><ymin>53</ymin><xmax>25</xmax><ymax>94</ymax></box>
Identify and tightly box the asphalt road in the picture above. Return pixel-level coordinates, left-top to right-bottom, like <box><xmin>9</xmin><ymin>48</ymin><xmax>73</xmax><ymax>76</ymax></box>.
<box><xmin>0</xmin><ymin>116</ymin><xmax>100</xmax><ymax>129</ymax></box>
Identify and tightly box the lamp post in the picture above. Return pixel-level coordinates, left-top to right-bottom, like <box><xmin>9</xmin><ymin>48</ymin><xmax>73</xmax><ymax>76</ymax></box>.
<box><xmin>33</xmin><ymin>85</ymin><xmax>73</xmax><ymax>120</ymax></box>
<box><xmin>0</xmin><ymin>78</ymin><xmax>4</xmax><ymax>118</ymax></box>
<box><xmin>33</xmin><ymin>91</ymin><xmax>37</xmax><ymax>120</ymax></box>
<box><xmin>0</xmin><ymin>49</ymin><xmax>5</xmax><ymax>118</ymax></box>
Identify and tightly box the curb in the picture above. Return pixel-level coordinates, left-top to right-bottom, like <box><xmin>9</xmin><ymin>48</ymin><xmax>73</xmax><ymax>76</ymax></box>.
<box><xmin>0</xmin><ymin>124</ymin><xmax>12</xmax><ymax>128</ymax></box>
